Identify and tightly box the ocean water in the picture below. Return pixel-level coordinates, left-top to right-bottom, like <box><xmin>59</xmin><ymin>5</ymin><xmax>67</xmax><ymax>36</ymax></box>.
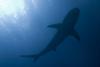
<box><xmin>0</xmin><ymin>0</ymin><xmax>99</xmax><ymax>67</ymax></box>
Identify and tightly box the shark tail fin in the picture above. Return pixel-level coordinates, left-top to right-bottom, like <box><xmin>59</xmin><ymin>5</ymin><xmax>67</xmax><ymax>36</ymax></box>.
<box><xmin>70</xmin><ymin>30</ymin><xmax>80</xmax><ymax>41</ymax></box>
<box><xmin>20</xmin><ymin>54</ymin><xmax>39</xmax><ymax>62</ymax></box>
<box><xmin>48</xmin><ymin>23</ymin><xmax>62</xmax><ymax>29</ymax></box>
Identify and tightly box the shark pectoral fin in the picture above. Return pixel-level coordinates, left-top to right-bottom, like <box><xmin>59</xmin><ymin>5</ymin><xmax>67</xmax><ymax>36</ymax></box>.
<box><xmin>70</xmin><ymin>30</ymin><xmax>80</xmax><ymax>41</ymax></box>
<box><xmin>48</xmin><ymin>23</ymin><xmax>62</xmax><ymax>29</ymax></box>
<box><xmin>33</xmin><ymin>56</ymin><xmax>39</xmax><ymax>62</ymax></box>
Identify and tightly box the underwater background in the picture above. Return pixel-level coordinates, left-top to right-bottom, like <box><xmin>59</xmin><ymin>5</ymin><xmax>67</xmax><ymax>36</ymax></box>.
<box><xmin>0</xmin><ymin>0</ymin><xmax>99</xmax><ymax>67</ymax></box>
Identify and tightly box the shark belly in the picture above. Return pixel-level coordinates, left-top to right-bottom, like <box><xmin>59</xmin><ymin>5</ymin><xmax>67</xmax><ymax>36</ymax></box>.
<box><xmin>39</xmin><ymin>32</ymin><xmax>67</xmax><ymax>56</ymax></box>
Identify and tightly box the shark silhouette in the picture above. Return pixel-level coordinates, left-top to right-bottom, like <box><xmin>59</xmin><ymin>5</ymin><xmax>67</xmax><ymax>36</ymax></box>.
<box><xmin>20</xmin><ymin>8</ymin><xmax>80</xmax><ymax>61</ymax></box>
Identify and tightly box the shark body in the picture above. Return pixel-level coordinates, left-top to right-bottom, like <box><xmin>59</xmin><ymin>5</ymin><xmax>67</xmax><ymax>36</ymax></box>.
<box><xmin>21</xmin><ymin>8</ymin><xmax>80</xmax><ymax>61</ymax></box>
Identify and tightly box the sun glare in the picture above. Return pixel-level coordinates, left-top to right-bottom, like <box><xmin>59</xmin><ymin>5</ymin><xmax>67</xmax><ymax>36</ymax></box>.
<box><xmin>0</xmin><ymin>0</ymin><xmax>26</xmax><ymax>17</ymax></box>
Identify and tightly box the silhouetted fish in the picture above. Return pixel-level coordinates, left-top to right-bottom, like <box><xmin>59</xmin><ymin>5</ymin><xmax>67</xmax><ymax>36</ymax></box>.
<box><xmin>21</xmin><ymin>8</ymin><xmax>80</xmax><ymax>62</ymax></box>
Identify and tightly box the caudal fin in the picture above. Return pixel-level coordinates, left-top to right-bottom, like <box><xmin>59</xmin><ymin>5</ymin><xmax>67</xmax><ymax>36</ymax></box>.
<box><xmin>20</xmin><ymin>54</ymin><xmax>39</xmax><ymax>62</ymax></box>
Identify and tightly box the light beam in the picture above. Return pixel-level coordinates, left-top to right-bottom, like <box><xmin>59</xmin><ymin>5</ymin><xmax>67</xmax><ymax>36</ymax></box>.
<box><xmin>0</xmin><ymin>0</ymin><xmax>26</xmax><ymax>17</ymax></box>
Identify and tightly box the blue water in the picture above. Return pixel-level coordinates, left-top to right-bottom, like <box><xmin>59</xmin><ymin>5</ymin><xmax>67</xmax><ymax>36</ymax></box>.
<box><xmin>0</xmin><ymin>0</ymin><xmax>99</xmax><ymax>67</ymax></box>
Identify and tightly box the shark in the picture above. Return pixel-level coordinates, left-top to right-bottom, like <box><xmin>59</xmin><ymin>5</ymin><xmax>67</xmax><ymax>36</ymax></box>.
<box><xmin>20</xmin><ymin>8</ymin><xmax>80</xmax><ymax>62</ymax></box>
